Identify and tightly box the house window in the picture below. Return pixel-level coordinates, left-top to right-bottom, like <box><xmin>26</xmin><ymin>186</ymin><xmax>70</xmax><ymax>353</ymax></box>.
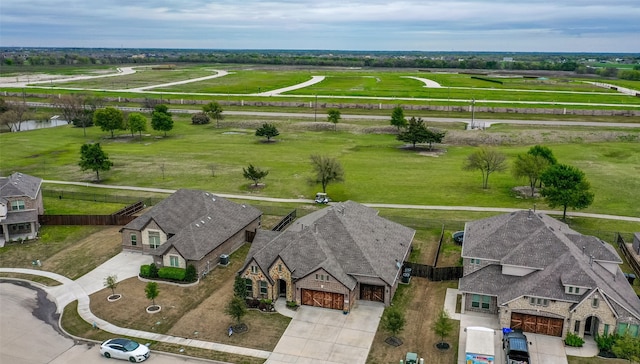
<box><xmin>260</xmin><ymin>281</ymin><xmax>268</xmax><ymax>296</ymax></box>
<box><xmin>529</xmin><ymin>297</ymin><xmax>549</xmax><ymax>307</ymax></box>
<box><xmin>278</xmin><ymin>264</ymin><xmax>282</xmax><ymax>272</ymax></box>
<box><xmin>604</xmin><ymin>324</ymin><xmax>610</xmax><ymax>336</ymax></box>
<box><xmin>569</xmin><ymin>286</ymin><xmax>573</xmax><ymax>293</ymax></box>
<box><xmin>592</xmin><ymin>297</ymin><xmax>599</xmax><ymax>308</ymax></box>
<box><xmin>130</xmin><ymin>234</ymin><xmax>137</xmax><ymax>246</ymax></box>
<box><xmin>618</xmin><ymin>323</ymin><xmax>628</xmax><ymax>335</ymax></box>
<box><xmin>148</xmin><ymin>231</ymin><xmax>160</xmax><ymax>249</ymax></box>
<box><xmin>251</xmin><ymin>265</ymin><xmax>258</xmax><ymax>274</ymax></box>
<box><xmin>472</xmin><ymin>294</ymin><xmax>480</xmax><ymax>308</ymax></box>
<box><xmin>482</xmin><ymin>295</ymin><xmax>490</xmax><ymax>309</ymax></box>
<box><xmin>11</xmin><ymin>200</ymin><xmax>25</xmax><ymax>211</ymax></box>
<box><xmin>470</xmin><ymin>258</ymin><xmax>481</xmax><ymax>265</ymax></box>
<box><xmin>245</xmin><ymin>279</ymin><xmax>253</xmax><ymax>296</ymax></box>
<box><xmin>169</xmin><ymin>255</ymin><xmax>179</xmax><ymax>267</ymax></box>
<box><xmin>575</xmin><ymin>320</ymin><xmax>581</xmax><ymax>333</ymax></box>
<box><xmin>630</xmin><ymin>325</ymin><xmax>639</xmax><ymax>338</ymax></box>
<box><xmin>575</xmin><ymin>287</ymin><xmax>580</xmax><ymax>294</ymax></box>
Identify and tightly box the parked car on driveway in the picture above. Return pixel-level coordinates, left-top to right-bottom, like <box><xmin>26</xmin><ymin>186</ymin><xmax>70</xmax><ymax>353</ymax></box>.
<box><xmin>503</xmin><ymin>330</ymin><xmax>531</xmax><ymax>364</ymax></box>
<box><xmin>100</xmin><ymin>338</ymin><xmax>150</xmax><ymax>362</ymax></box>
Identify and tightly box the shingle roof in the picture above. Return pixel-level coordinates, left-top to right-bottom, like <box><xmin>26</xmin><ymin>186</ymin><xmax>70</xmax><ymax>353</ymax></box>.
<box><xmin>0</xmin><ymin>172</ymin><xmax>42</xmax><ymax>199</ymax></box>
<box><xmin>242</xmin><ymin>201</ymin><xmax>415</xmax><ymax>289</ymax></box>
<box><xmin>126</xmin><ymin>189</ymin><xmax>262</xmax><ymax>260</ymax></box>
<box><xmin>459</xmin><ymin>210</ymin><xmax>640</xmax><ymax>320</ymax></box>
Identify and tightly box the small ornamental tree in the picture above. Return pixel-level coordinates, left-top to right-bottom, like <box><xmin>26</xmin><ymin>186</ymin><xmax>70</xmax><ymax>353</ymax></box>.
<box><xmin>396</xmin><ymin>116</ymin><xmax>430</xmax><ymax>148</ymax></box>
<box><xmin>191</xmin><ymin>112</ymin><xmax>210</xmax><ymax>125</ymax></box>
<box><xmin>382</xmin><ymin>307</ymin><xmax>405</xmax><ymax>338</ymax></box>
<box><xmin>432</xmin><ymin>310</ymin><xmax>454</xmax><ymax>349</ymax></box>
<box><xmin>203</xmin><ymin>101</ymin><xmax>223</xmax><ymax>128</ymax></box>
<box><xmin>540</xmin><ymin>164</ymin><xmax>594</xmax><ymax>221</ymax></box>
<box><xmin>512</xmin><ymin>153</ymin><xmax>549</xmax><ymax>196</ymax></box>
<box><xmin>390</xmin><ymin>105</ymin><xmax>407</xmax><ymax>130</ymax></box>
<box><xmin>104</xmin><ymin>274</ymin><xmax>119</xmax><ymax>298</ymax></box>
<box><xmin>145</xmin><ymin>281</ymin><xmax>159</xmax><ymax>307</ymax></box>
<box><xmin>233</xmin><ymin>275</ymin><xmax>248</xmax><ymax>299</ymax></box>
<box><xmin>327</xmin><ymin>109</ymin><xmax>341</xmax><ymax>130</ymax></box>
<box><xmin>243</xmin><ymin>164</ymin><xmax>269</xmax><ymax>187</ymax></box>
<box><xmin>255</xmin><ymin>123</ymin><xmax>279</xmax><ymax>142</ymax></box>
<box><xmin>79</xmin><ymin>143</ymin><xmax>113</xmax><ymax>182</ymax></box>
<box><xmin>225</xmin><ymin>296</ymin><xmax>247</xmax><ymax>325</ymax></box>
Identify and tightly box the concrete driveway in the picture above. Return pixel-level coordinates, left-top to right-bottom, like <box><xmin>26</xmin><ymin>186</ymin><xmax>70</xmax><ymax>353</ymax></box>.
<box><xmin>267</xmin><ymin>301</ymin><xmax>384</xmax><ymax>364</ymax></box>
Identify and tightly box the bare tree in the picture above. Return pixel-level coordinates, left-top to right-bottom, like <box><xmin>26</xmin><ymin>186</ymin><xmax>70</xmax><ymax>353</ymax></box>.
<box><xmin>310</xmin><ymin>155</ymin><xmax>345</xmax><ymax>193</ymax></box>
<box><xmin>0</xmin><ymin>102</ymin><xmax>30</xmax><ymax>132</ymax></box>
<box><xmin>52</xmin><ymin>94</ymin><xmax>83</xmax><ymax>126</ymax></box>
<box><xmin>463</xmin><ymin>147</ymin><xmax>507</xmax><ymax>189</ymax></box>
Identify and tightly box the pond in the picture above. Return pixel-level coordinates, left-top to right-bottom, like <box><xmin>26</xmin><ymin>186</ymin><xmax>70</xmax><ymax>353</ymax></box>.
<box><xmin>3</xmin><ymin>117</ymin><xmax>69</xmax><ymax>132</ymax></box>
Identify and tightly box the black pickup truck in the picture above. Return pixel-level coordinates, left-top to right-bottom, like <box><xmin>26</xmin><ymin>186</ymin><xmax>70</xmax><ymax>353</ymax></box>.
<box><xmin>503</xmin><ymin>330</ymin><xmax>531</xmax><ymax>364</ymax></box>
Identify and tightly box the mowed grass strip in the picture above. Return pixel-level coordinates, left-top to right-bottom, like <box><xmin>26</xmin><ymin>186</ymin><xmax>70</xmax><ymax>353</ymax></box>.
<box><xmin>2</xmin><ymin>115</ymin><xmax>640</xmax><ymax>218</ymax></box>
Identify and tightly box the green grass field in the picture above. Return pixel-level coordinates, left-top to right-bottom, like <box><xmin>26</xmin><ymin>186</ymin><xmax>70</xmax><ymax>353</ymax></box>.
<box><xmin>2</xmin><ymin>113</ymin><xmax>639</xmax><ymax>219</ymax></box>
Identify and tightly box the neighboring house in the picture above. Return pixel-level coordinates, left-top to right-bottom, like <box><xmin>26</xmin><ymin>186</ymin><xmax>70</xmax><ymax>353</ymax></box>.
<box><xmin>239</xmin><ymin>201</ymin><xmax>415</xmax><ymax>311</ymax></box>
<box><xmin>120</xmin><ymin>189</ymin><xmax>262</xmax><ymax>277</ymax></box>
<box><xmin>0</xmin><ymin>172</ymin><xmax>43</xmax><ymax>247</ymax></box>
<box><xmin>632</xmin><ymin>233</ymin><xmax>640</xmax><ymax>255</ymax></box>
<box><xmin>459</xmin><ymin>210</ymin><xmax>640</xmax><ymax>339</ymax></box>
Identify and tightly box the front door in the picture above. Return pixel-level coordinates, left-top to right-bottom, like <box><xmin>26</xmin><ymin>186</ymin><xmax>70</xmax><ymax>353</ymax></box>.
<box><xmin>585</xmin><ymin>316</ymin><xmax>599</xmax><ymax>336</ymax></box>
<box><xmin>278</xmin><ymin>279</ymin><xmax>286</xmax><ymax>297</ymax></box>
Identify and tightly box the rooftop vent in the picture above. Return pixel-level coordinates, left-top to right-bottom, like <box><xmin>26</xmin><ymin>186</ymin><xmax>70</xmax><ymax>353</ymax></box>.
<box><xmin>207</xmin><ymin>216</ymin><xmax>212</xmax><ymax>220</ymax></box>
<box><xmin>212</xmin><ymin>197</ymin><xmax>216</xmax><ymax>202</ymax></box>
<box><xmin>195</xmin><ymin>223</ymin><xmax>200</xmax><ymax>228</ymax></box>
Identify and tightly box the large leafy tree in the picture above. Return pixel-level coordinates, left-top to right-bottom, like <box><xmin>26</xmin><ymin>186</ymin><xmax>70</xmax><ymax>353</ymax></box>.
<box><xmin>79</xmin><ymin>143</ymin><xmax>113</xmax><ymax>182</ymax></box>
<box><xmin>93</xmin><ymin>107</ymin><xmax>124</xmax><ymax>138</ymax></box>
<box><xmin>203</xmin><ymin>101</ymin><xmax>223</xmax><ymax>128</ymax></box>
<box><xmin>390</xmin><ymin>105</ymin><xmax>407</xmax><ymax>130</ymax></box>
<box><xmin>151</xmin><ymin>104</ymin><xmax>173</xmax><ymax>137</ymax></box>
<box><xmin>310</xmin><ymin>155</ymin><xmax>345</xmax><ymax>194</ymax></box>
<box><xmin>243</xmin><ymin>164</ymin><xmax>269</xmax><ymax>187</ymax></box>
<box><xmin>127</xmin><ymin>112</ymin><xmax>147</xmax><ymax>138</ymax></box>
<box><xmin>424</xmin><ymin>128</ymin><xmax>446</xmax><ymax>151</ymax></box>
<box><xmin>396</xmin><ymin>116</ymin><xmax>430</xmax><ymax>148</ymax></box>
<box><xmin>327</xmin><ymin>109</ymin><xmax>341</xmax><ymax>131</ymax></box>
<box><xmin>540</xmin><ymin>164</ymin><xmax>594</xmax><ymax>221</ymax></box>
<box><xmin>255</xmin><ymin>123</ymin><xmax>279</xmax><ymax>142</ymax></box>
<box><xmin>463</xmin><ymin>147</ymin><xmax>507</xmax><ymax>189</ymax></box>
<box><xmin>512</xmin><ymin>154</ymin><xmax>550</xmax><ymax>196</ymax></box>
<box><xmin>528</xmin><ymin>145</ymin><xmax>557</xmax><ymax>165</ymax></box>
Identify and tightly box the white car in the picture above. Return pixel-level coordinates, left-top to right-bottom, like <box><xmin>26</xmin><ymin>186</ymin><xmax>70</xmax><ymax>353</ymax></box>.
<box><xmin>100</xmin><ymin>338</ymin><xmax>150</xmax><ymax>362</ymax></box>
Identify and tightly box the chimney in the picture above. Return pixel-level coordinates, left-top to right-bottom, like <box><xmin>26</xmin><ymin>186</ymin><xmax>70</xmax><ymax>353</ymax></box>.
<box><xmin>583</xmin><ymin>246</ymin><xmax>586</xmax><ymax>255</ymax></box>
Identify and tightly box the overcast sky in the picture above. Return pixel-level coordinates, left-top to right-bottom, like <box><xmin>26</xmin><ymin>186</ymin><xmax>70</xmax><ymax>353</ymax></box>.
<box><xmin>2</xmin><ymin>0</ymin><xmax>639</xmax><ymax>53</ymax></box>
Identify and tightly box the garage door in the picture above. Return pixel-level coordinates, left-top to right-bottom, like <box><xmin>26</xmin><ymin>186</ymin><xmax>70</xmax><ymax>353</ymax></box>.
<box><xmin>510</xmin><ymin>312</ymin><xmax>564</xmax><ymax>337</ymax></box>
<box><xmin>301</xmin><ymin>289</ymin><xmax>344</xmax><ymax>310</ymax></box>
<box><xmin>360</xmin><ymin>284</ymin><xmax>385</xmax><ymax>303</ymax></box>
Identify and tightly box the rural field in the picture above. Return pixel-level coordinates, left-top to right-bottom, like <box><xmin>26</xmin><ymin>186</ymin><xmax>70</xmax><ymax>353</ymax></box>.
<box><xmin>1</xmin><ymin>63</ymin><xmax>640</xmax><ymax>364</ymax></box>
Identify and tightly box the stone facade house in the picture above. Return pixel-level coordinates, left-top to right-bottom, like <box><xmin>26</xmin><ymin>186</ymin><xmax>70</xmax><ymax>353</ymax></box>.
<box><xmin>240</xmin><ymin>201</ymin><xmax>415</xmax><ymax>311</ymax></box>
<box><xmin>0</xmin><ymin>172</ymin><xmax>43</xmax><ymax>247</ymax></box>
<box><xmin>121</xmin><ymin>189</ymin><xmax>262</xmax><ymax>277</ymax></box>
<box><xmin>459</xmin><ymin>210</ymin><xmax>640</xmax><ymax>339</ymax></box>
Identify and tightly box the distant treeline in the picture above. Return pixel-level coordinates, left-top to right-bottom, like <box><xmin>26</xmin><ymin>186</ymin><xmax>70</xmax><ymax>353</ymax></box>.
<box><xmin>2</xmin><ymin>48</ymin><xmax>639</xmax><ymax>79</ymax></box>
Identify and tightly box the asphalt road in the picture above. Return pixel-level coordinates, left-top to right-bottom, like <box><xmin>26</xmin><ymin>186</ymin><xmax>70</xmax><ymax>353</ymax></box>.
<box><xmin>0</xmin><ymin>281</ymin><xmax>227</xmax><ymax>364</ymax></box>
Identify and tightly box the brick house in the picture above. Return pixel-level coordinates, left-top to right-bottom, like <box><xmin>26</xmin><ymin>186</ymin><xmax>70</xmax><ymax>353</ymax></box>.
<box><xmin>0</xmin><ymin>172</ymin><xmax>43</xmax><ymax>247</ymax></box>
<box><xmin>239</xmin><ymin>201</ymin><xmax>415</xmax><ymax>311</ymax></box>
<box><xmin>120</xmin><ymin>189</ymin><xmax>262</xmax><ymax>277</ymax></box>
<box><xmin>459</xmin><ymin>210</ymin><xmax>640</xmax><ymax>339</ymax></box>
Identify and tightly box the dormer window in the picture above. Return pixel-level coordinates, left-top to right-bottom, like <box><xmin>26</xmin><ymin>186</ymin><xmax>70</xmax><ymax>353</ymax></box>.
<box><xmin>567</xmin><ymin>286</ymin><xmax>581</xmax><ymax>295</ymax></box>
<box><xmin>470</xmin><ymin>258</ymin><xmax>481</xmax><ymax>265</ymax></box>
<box><xmin>251</xmin><ymin>265</ymin><xmax>259</xmax><ymax>274</ymax></box>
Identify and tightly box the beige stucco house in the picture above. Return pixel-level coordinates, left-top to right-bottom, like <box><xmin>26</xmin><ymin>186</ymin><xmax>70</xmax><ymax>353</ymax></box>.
<box><xmin>121</xmin><ymin>189</ymin><xmax>262</xmax><ymax>277</ymax></box>
<box><xmin>0</xmin><ymin>172</ymin><xmax>43</xmax><ymax>247</ymax></box>
<box><xmin>459</xmin><ymin>210</ymin><xmax>640</xmax><ymax>339</ymax></box>
<box><xmin>239</xmin><ymin>201</ymin><xmax>415</xmax><ymax>312</ymax></box>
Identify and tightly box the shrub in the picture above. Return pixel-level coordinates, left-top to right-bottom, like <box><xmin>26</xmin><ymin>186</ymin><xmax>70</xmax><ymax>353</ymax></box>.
<box><xmin>286</xmin><ymin>301</ymin><xmax>298</xmax><ymax>308</ymax></box>
<box><xmin>596</xmin><ymin>333</ymin><xmax>619</xmax><ymax>355</ymax></box>
<box><xmin>158</xmin><ymin>266</ymin><xmax>186</xmax><ymax>281</ymax></box>
<box><xmin>140</xmin><ymin>264</ymin><xmax>151</xmax><ymax>278</ymax></box>
<box><xmin>246</xmin><ymin>298</ymin><xmax>260</xmax><ymax>309</ymax></box>
<box><xmin>565</xmin><ymin>332</ymin><xmax>585</xmax><ymax>347</ymax></box>
<box><xmin>149</xmin><ymin>263</ymin><xmax>159</xmax><ymax>278</ymax></box>
<box><xmin>184</xmin><ymin>264</ymin><xmax>197</xmax><ymax>282</ymax></box>
<box><xmin>191</xmin><ymin>112</ymin><xmax>210</xmax><ymax>125</ymax></box>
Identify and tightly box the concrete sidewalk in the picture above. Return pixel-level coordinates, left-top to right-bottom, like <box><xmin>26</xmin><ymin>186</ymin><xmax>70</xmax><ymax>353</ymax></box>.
<box><xmin>0</xmin><ymin>263</ymin><xmax>271</xmax><ymax>360</ymax></box>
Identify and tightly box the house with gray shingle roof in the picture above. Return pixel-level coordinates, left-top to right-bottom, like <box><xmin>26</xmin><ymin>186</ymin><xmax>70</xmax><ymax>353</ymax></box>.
<box><xmin>0</xmin><ymin>172</ymin><xmax>43</xmax><ymax>247</ymax></box>
<box><xmin>459</xmin><ymin>210</ymin><xmax>640</xmax><ymax>339</ymax></box>
<box><xmin>120</xmin><ymin>189</ymin><xmax>262</xmax><ymax>277</ymax></box>
<box><xmin>239</xmin><ymin>201</ymin><xmax>415</xmax><ymax>311</ymax></box>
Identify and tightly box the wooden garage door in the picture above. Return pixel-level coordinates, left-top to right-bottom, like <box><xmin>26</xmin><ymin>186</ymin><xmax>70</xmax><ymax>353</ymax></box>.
<box><xmin>511</xmin><ymin>312</ymin><xmax>564</xmax><ymax>337</ymax></box>
<box><xmin>360</xmin><ymin>284</ymin><xmax>385</xmax><ymax>302</ymax></box>
<box><xmin>301</xmin><ymin>289</ymin><xmax>344</xmax><ymax>310</ymax></box>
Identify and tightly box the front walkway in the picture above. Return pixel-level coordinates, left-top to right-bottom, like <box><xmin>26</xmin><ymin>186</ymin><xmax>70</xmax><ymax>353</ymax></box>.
<box><xmin>268</xmin><ymin>301</ymin><xmax>384</xmax><ymax>364</ymax></box>
<box><xmin>445</xmin><ymin>288</ymin><xmax>597</xmax><ymax>364</ymax></box>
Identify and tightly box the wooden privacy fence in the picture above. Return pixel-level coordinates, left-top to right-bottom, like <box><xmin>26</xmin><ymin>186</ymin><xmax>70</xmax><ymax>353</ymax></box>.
<box><xmin>403</xmin><ymin>262</ymin><xmax>463</xmax><ymax>281</ymax></box>
<box><xmin>617</xmin><ymin>233</ymin><xmax>640</xmax><ymax>277</ymax></box>
<box><xmin>39</xmin><ymin>214</ymin><xmax>136</xmax><ymax>226</ymax></box>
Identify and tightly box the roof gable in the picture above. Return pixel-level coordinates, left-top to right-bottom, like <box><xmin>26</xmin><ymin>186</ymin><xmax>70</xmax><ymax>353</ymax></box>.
<box><xmin>0</xmin><ymin>172</ymin><xmax>42</xmax><ymax>199</ymax></box>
